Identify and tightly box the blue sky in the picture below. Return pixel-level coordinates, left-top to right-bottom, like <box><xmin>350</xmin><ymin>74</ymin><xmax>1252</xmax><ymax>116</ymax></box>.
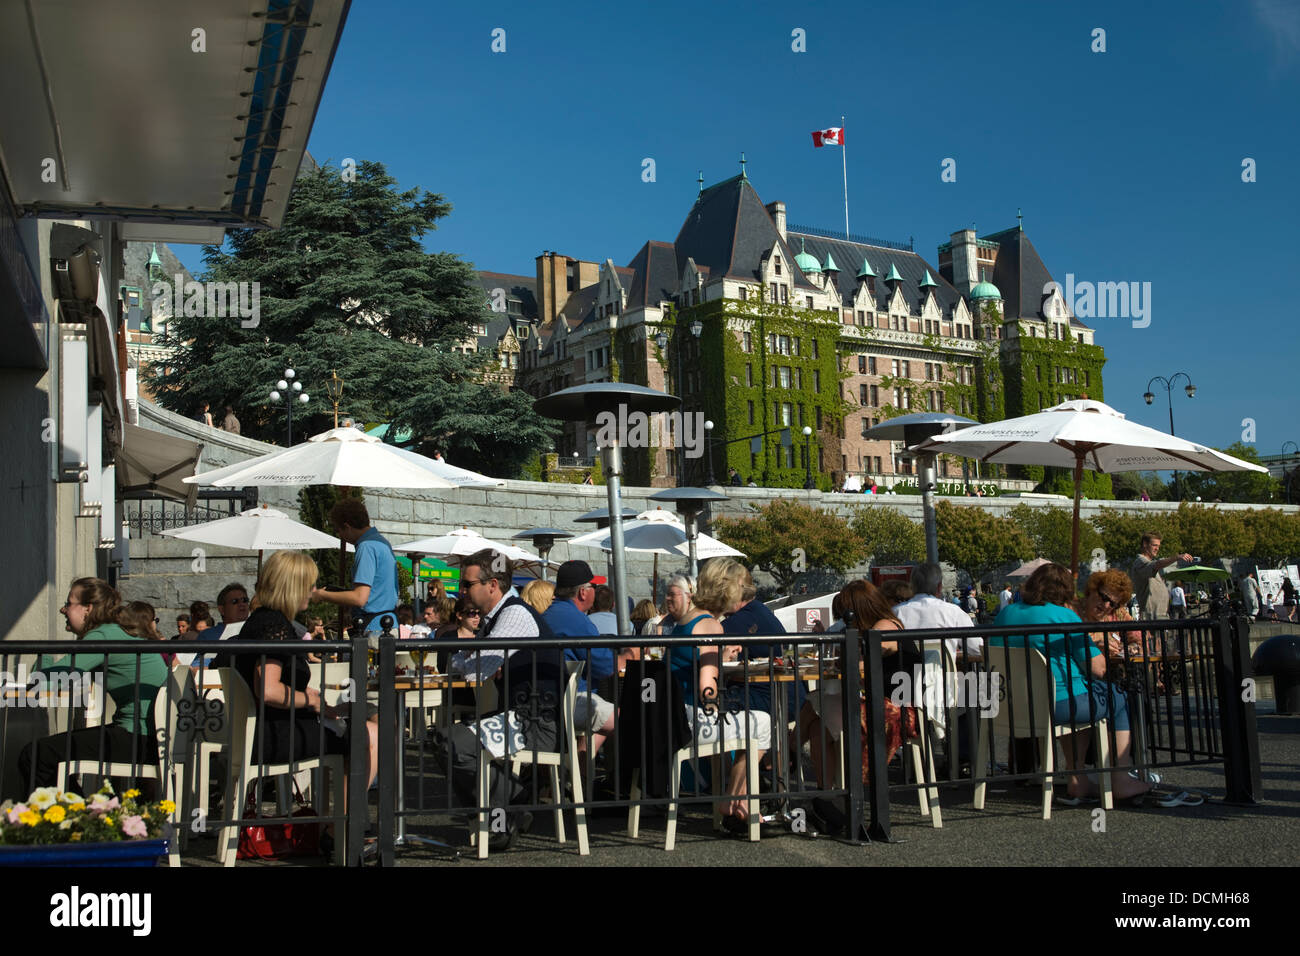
<box><xmin>176</xmin><ymin>0</ymin><xmax>1300</xmax><ymax>455</ymax></box>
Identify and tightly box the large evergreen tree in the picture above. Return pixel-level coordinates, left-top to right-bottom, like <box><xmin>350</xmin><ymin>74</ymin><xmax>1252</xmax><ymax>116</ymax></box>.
<box><xmin>150</xmin><ymin>160</ymin><xmax>554</xmax><ymax>477</ymax></box>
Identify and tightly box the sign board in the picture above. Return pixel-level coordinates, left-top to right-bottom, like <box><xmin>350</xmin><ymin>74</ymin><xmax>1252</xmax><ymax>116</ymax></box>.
<box><xmin>796</xmin><ymin>606</ymin><xmax>827</xmax><ymax>633</ymax></box>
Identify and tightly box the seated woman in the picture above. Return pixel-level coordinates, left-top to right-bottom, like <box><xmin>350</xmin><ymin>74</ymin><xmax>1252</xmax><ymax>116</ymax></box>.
<box><xmin>666</xmin><ymin>567</ymin><xmax>772</xmax><ymax>830</ymax></box>
<box><xmin>436</xmin><ymin>593</ymin><xmax>483</xmax><ymax>713</ymax></box>
<box><xmin>18</xmin><ymin>578</ymin><xmax>169</xmax><ymax>790</ymax></box>
<box><xmin>801</xmin><ymin>580</ymin><xmax>916</xmax><ymax>789</ymax></box>
<box><xmin>993</xmin><ymin>563</ymin><xmax>1151</xmax><ymax>803</ymax></box>
<box><xmin>1077</xmin><ymin>570</ymin><xmax>1143</xmax><ymax>692</ymax></box>
<box><xmin>221</xmin><ymin>551</ymin><xmax>378</xmax><ymax>814</ymax></box>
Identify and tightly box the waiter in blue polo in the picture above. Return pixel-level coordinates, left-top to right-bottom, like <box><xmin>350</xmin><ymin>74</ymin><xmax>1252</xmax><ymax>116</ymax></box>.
<box><xmin>310</xmin><ymin>498</ymin><xmax>399</xmax><ymax>640</ymax></box>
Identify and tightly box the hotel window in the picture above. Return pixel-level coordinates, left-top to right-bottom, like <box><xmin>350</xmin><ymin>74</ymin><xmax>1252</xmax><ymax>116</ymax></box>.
<box><xmin>813</xmin><ymin>370</ymin><xmax>821</xmax><ymax>392</ymax></box>
<box><xmin>798</xmin><ymin>404</ymin><xmax>805</xmax><ymax>426</ymax></box>
<box><xmin>774</xmin><ymin>256</ymin><xmax>782</xmax><ymax>276</ymax></box>
<box><xmin>743</xmin><ymin>331</ymin><xmax>752</xmax><ymax>352</ymax></box>
<box><xmin>857</xmin><ymin>310</ymin><xmax>865</xmax><ymax>325</ymax></box>
<box><xmin>739</xmin><ymin>287</ymin><xmax>748</xmax><ymax>302</ymax></box>
<box><xmin>794</xmin><ymin>367</ymin><xmax>802</xmax><ymax>389</ymax></box>
<box><xmin>806</xmin><ymin>296</ymin><xmax>814</xmax><ymax>309</ymax></box>
<box><xmin>858</xmin><ymin>356</ymin><xmax>867</xmax><ymax>373</ymax></box>
<box><xmin>771</xmin><ymin>282</ymin><xmax>778</xmax><ymax>302</ymax></box>
<box><xmin>873</xmin><ymin>456</ymin><xmax>883</xmax><ymax>472</ymax></box>
<box><xmin>793</xmin><ymin>337</ymin><xmax>801</xmax><ymax>356</ymax></box>
<box><xmin>901</xmin><ymin>360</ymin><xmax>910</xmax><ymax>378</ymax></box>
<box><xmin>860</xmin><ymin>384</ymin><xmax>870</xmax><ymax>404</ymax></box>
<box><xmin>777</xmin><ymin>366</ymin><xmax>791</xmax><ymax>388</ymax></box>
<box><xmin>868</xmin><ymin>356</ymin><xmax>877</xmax><ymax>374</ymax></box>
<box><xmin>861</xmin><ymin>417</ymin><xmax>872</xmax><ymax>438</ymax></box>
<box><xmin>747</xmin><ymin>400</ymin><xmax>755</xmax><ymax>424</ymax></box>
<box><xmin>775</xmin><ymin>334</ymin><xmax>791</xmax><ymax>355</ymax></box>
<box><xmin>812</xmin><ymin>339</ymin><xmax>819</xmax><ymax>359</ymax></box>
<box><xmin>781</xmin><ymin>403</ymin><xmax>793</xmax><ymax>426</ymax></box>
<box><xmin>745</xmin><ymin>363</ymin><xmax>753</xmax><ymax>386</ymax></box>
<box><xmin>780</xmin><ymin>285</ymin><xmax>789</xmax><ymax>305</ymax></box>
<box><xmin>1083</xmin><ymin>370</ymin><xmax>1090</xmax><ymax>387</ymax></box>
<box><xmin>891</xmin><ymin>359</ymin><xmax>900</xmax><ymax>377</ymax></box>
<box><xmin>816</xmin><ymin>407</ymin><xmax>823</xmax><ymax>429</ymax></box>
<box><xmin>870</xmin><ymin>385</ymin><xmax>879</xmax><ymax>406</ymax></box>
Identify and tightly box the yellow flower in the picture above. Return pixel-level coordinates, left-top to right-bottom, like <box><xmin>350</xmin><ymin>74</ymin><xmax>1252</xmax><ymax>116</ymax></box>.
<box><xmin>70</xmin><ymin>832</ymin><xmax>82</xmax><ymax>842</ymax></box>
<box><xmin>43</xmin><ymin>805</ymin><xmax>66</xmax><ymax>824</ymax></box>
<box><xmin>122</xmin><ymin>789</ymin><xmax>141</xmax><ymax>800</ymax></box>
<box><xmin>18</xmin><ymin>810</ymin><xmax>39</xmax><ymax>826</ymax></box>
<box><xmin>69</xmin><ymin>802</ymin><xmax>85</xmax><ymax>812</ymax></box>
<box><xmin>159</xmin><ymin>800</ymin><xmax>176</xmax><ymax>815</ymax></box>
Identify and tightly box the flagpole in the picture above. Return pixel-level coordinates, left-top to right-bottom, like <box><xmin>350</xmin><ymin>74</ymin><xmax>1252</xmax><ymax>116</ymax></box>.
<box><xmin>841</xmin><ymin>114</ymin><xmax>849</xmax><ymax>239</ymax></box>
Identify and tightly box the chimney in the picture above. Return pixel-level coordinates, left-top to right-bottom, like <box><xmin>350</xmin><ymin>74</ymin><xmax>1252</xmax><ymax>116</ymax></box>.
<box><xmin>949</xmin><ymin>229</ymin><xmax>978</xmax><ymax>295</ymax></box>
<box><xmin>766</xmin><ymin>201</ymin><xmax>787</xmax><ymax>242</ymax></box>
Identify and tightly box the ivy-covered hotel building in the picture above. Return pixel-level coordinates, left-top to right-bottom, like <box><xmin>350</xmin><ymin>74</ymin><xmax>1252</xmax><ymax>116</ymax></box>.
<box><xmin>489</xmin><ymin>172</ymin><xmax>1104</xmax><ymax>489</ymax></box>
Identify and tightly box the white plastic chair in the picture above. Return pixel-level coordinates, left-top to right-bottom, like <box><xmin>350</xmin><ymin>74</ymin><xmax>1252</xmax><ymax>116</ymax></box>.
<box><xmin>475</xmin><ymin>661</ymin><xmax>589</xmax><ymax>859</ymax></box>
<box><xmin>56</xmin><ymin>663</ymin><xmax>196</xmax><ymax>867</ymax></box>
<box><xmin>973</xmin><ymin>645</ymin><xmax>1112</xmax><ymax>820</ymax></box>
<box><xmin>627</xmin><ymin>706</ymin><xmax>763</xmax><ymax>851</ymax></box>
<box><xmin>214</xmin><ymin>668</ymin><xmax>345</xmax><ymax>866</ymax></box>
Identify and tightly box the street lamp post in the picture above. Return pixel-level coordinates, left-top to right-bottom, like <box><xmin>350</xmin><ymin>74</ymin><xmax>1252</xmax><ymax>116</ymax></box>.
<box><xmin>324</xmin><ymin>370</ymin><xmax>344</xmax><ymax>429</ymax></box>
<box><xmin>1143</xmin><ymin>372</ymin><xmax>1196</xmax><ymax>500</ymax></box>
<box><xmin>802</xmin><ymin>425</ymin><xmax>814</xmax><ymax>489</ymax></box>
<box><xmin>704</xmin><ymin>420</ymin><xmax>716</xmax><ymax>485</ymax></box>
<box><xmin>269</xmin><ymin>368</ymin><xmax>310</xmax><ymax>445</ymax></box>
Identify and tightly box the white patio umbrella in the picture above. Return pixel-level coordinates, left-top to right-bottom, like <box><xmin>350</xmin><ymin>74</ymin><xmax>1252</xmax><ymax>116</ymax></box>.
<box><xmin>160</xmin><ymin>503</ymin><xmax>351</xmax><ymax>574</ymax></box>
<box><xmin>1007</xmin><ymin>557</ymin><xmax>1051</xmax><ymax>579</ymax></box>
<box><xmin>182</xmin><ymin>427</ymin><xmax>463</xmax><ymax>489</ymax></box>
<box><xmin>567</xmin><ymin>508</ymin><xmax>746</xmax><ymax>596</ymax></box>
<box><xmin>916</xmin><ymin>399</ymin><xmax>1269</xmax><ymax>575</ymax></box>
<box><xmin>392</xmin><ymin>527</ymin><xmax>548</xmax><ymax>588</ymax></box>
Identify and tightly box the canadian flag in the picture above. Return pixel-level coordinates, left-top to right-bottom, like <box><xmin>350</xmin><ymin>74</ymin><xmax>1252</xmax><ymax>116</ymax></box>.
<box><xmin>811</xmin><ymin>127</ymin><xmax>844</xmax><ymax>148</ymax></box>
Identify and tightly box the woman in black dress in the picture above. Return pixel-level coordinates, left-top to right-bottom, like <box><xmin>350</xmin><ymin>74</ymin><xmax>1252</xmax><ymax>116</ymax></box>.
<box><xmin>224</xmin><ymin>551</ymin><xmax>377</xmax><ymax>798</ymax></box>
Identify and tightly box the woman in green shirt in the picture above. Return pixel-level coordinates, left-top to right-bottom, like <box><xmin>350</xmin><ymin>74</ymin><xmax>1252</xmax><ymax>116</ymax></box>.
<box><xmin>16</xmin><ymin>578</ymin><xmax>169</xmax><ymax>791</ymax></box>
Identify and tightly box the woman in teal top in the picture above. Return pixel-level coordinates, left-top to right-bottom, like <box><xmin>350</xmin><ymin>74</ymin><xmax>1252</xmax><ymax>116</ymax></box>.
<box><xmin>991</xmin><ymin>563</ymin><xmax>1151</xmax><ymax>803</ymax></box>
<box><xmin>665</xmin><ymin>567</ymin><xmax>771</xmax><ymax>830</ymax></box>
<box><xmin>17</xmin><ymin>578</ymin><xmax>169</xmax><ymax>791</ymax></box>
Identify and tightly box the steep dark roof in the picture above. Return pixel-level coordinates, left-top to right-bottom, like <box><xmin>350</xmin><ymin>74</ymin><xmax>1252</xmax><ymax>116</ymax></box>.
<box><xmin>476</xmin><ymin>271</ymin><xmax>538</xmax><ymax>320</ymax></box>
<box><xmin>624</xmin><ymin>240</ymin><xmax>680</xmax><ymax>310</ymax></box>
<box><xmin>789</xmin><ymin>232</ymin><xmax>963</xmax><ymax>316</ymax></box>
<box><xmin>557</xmin><ymin>283</ymin><xmax>599</xmax><ymax>327</ymax></box>
<box><xmin>673</xmin><ymin>175</ymin><xmax>817</xmax><ymax>290</ymax></box>
<box><xmin>984</xmin><ymin>228</ymin><xmax>1090</xmax><ymax>329</ymax></box>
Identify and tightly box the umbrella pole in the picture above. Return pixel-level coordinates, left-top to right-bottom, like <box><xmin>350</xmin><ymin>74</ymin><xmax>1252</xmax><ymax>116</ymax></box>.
<box><xmin>539</xmin><ymin>545</ymin><xmax>550</xmax><ymax>582</ymax></box>
<box><xmin>1070</xmin><ymin>455</ymin><xmax>1085</xmax><ymax>582</ymax></box>
<box><xmin>602</xmin><ymin>443</ymin><xmax>632</xmax><ymax>637</ymax></box>
<box><xmin>257</xmin><ymin>549</ymin><xmax>263</xmax><ymax>580</ymax></box>
<box><xmin>412</xmin><ymin>554</ymin><xmax>422</xmax><ymax>615</ymax></box>
<box><xmin>653</xmin><ymin>552</ymin><xmax>659</xmax><ymax>604</ymax></box>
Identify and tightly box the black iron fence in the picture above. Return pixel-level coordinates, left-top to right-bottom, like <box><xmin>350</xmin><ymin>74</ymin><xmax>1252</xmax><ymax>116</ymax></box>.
<box><xmin>122</xmin><ymin>487</ymin><xmax>257</xmax><ymax>538</ymax></box>
<box><xmin>0</xmin><ymin>608</ymin><xmax>1260</xmax><ymax>865</ymax></box>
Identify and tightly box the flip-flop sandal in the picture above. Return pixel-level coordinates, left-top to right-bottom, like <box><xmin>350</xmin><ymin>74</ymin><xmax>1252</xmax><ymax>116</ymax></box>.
<box><xmin>1153</xmin><ymin>790</ymin><xmax>1205</xmax><ymax>808</ymax></box>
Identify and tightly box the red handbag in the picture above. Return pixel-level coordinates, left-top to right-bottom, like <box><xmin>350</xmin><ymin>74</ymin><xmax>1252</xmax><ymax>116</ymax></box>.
<box><xmin>236</xmin><ymin>781</ymin><xmax>322</xmax><ymax>860</ymax></box>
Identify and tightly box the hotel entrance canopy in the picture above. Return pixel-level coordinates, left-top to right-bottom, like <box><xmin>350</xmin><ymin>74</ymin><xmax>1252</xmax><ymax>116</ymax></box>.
<box><xmin>0</xmin><ymin>0</ymin><xmax>350</xmax><ymax>238</ymax></box>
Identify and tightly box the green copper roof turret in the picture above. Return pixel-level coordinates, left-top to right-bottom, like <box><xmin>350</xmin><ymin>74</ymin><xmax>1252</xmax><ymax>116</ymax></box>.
<box><xmin>884</xmin><ymin>262</ymin><xmax>903</xmax><ymax>283</ymax></box>
<box><xmin>794</xmin><ymin>238</ymin><xmax>821</xmax><ymax>275</ymax></box>
<box><xmin>856</xmin><ymin>257</ymin><xmax>875</xmax><ymax>279</ymax></box>
<box><xmin>919</xmin><ymin>269</ymin><xmax>938</xmax><ymax>289</ymax></box>
<box><xmin>822</xmin><ymin>252</ymin><xmax>839</xmax><ymax>272</ymax></box>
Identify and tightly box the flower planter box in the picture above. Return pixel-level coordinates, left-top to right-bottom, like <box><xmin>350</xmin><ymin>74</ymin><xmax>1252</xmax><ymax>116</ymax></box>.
<box><xmin>0</xmin><ymin>838</ymin><xmax>168</xmax><ymax>867</ymax></box>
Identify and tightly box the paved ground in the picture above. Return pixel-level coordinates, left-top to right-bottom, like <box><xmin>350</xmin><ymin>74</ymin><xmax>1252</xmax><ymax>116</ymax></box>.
<box><xmin>185</xmin><ymin>702</ymin><xmax>1299</xmax><ymax>868</ymax></box>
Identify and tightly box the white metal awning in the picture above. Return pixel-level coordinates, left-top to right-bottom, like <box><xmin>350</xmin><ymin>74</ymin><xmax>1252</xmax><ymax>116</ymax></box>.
<box><xmin>0</xmin><ymin>0</ymin><xmax>350</xmax><ymax>230</ymax></box>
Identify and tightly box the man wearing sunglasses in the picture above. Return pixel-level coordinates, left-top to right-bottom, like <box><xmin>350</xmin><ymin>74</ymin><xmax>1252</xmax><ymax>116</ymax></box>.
<box><xmin>446</xmin><ymin>549</ymin><xmax>565</xmax><ymax>852</ymax></box>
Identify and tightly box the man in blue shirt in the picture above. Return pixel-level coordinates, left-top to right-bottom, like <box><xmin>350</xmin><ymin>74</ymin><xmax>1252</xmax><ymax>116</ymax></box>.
<box><xmin>543</xmin><ymin>560</ymin><xmax>619</xmax><ymax>761</ymax></box>
<box><xmin>310</xmin><ymin>498</ymin><xmax>398</xmax><ymax>638</ymax></box>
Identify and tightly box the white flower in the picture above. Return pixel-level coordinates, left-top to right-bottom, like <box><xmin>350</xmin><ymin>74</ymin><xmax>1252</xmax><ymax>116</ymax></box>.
<box><xmin>60</xmin><ymin>792</ymin><xmax>83</xmax><ymax>806</ymax></box>
<box><xmin>27</xmin><ymin>787</ymin><xmax>59</xmax><ymax>811</ymax></box>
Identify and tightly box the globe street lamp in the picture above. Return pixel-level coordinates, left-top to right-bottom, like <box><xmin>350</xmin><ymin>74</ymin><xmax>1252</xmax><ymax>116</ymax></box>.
<box><xmin>269</xmin><ymin>367</ymin><xmax>310</xmax><ymax>445</ymax></box>
<box><xmin>1143</xmin><ymin>372</ymin><xmax>1195</xmax><ymax>499</ymax></box>
<box><xmin>802</xmin><ymin>425</ymin><xmax>814</xmax><ymax>489</ymax></box>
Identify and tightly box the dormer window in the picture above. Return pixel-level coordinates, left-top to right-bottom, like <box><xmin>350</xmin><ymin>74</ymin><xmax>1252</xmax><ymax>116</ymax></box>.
<box><xmin>774</xmin><ymin>256</ymin><xmax>782</xmax><ymax>276</ymax></box>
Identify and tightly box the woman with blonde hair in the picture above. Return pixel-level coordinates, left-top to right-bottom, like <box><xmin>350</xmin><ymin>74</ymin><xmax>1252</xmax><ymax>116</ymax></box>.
<box><xmin>520</xmin><ymin>579</ymin><xmax>555</xmax><ymax>615</ymax></box>
<box><xmin>223</xmin><ymin>550</ymin><xmax>378</xmax><ymax>814</ymax></box>
<box><xmin>666</xmin><ymin>561</ymin><xmax>772</xmax><ymax>830</ymax></box>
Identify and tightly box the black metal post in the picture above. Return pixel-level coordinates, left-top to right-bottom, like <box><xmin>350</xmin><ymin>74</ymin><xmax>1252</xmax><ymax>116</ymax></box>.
<box><xmin>803</xmin><ymin>432</ymin><xmax>813</xmax><ymax>489</ymax></box>
<box><xmin>1212</xmin><ymin>606</ymin><xmax>1262</xmax><ymax>803</ymax></box>
<box><xmin>377</xmin><ymin>628</ymin><xmax>398</xmax><ymax>864</ymax></box>
<box><xmin>346</xmin><ymin>633</ymin><xmax>370</xmax><ymax>866</ymax></box>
